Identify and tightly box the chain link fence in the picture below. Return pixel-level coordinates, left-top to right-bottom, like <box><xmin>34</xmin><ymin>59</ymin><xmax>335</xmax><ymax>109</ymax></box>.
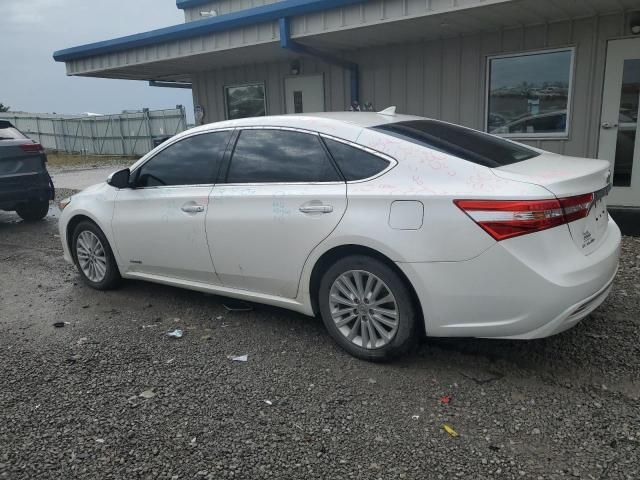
<box><xmin>0</xmin><ymin>107</ymin><xmax>188</xmax><ymax>156</ymax></box>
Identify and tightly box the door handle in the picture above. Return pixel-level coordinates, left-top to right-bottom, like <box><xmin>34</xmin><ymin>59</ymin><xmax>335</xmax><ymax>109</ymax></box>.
<box><xmin>299</xmin><ymin>204</ymin><xmax>333</xmax><ymax>214</ymax></box>
<box><xmin>601</xmin><ymin>122</ymin><xmax>618</xmax><ymax>129</ymax></box>
<box><xmin>181</xmin><ymin>204</ymin><xmax>205</xmax><ymax>213</ymax></box>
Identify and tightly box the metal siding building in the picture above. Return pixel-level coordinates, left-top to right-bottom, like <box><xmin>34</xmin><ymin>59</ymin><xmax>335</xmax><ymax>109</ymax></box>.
<box><xmin>54</xmin><ymin>0</ymin><xmax>640</xmax><ymax>208</ymax></box>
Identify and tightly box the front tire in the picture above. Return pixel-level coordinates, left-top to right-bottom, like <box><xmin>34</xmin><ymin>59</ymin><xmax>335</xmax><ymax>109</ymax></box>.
<box><xmin>318</xmin><ymin>255</ymin><xmax>418</xmax><ymax>361</ymax></box>
<box><xmin>16</xmin><ymin>200</ymin><xmax>49</xmax><ymax>221</ymax></box>
<box><xmin>72</xmin><ymin>221</ymin><xmax>121</xmax><ymax>290</ymax></box>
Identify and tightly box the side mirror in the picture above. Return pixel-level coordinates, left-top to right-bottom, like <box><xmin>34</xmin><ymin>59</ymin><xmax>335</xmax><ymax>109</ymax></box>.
<box><xmin>107</xmin><ymin>168</ymin><xmax>131</xmax><ymax>189</ymax></box>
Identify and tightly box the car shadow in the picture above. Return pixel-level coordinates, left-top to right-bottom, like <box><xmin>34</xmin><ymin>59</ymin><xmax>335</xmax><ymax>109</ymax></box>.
<box><xmin>102</xmin><ymin>277</ymin><xmax>635</xmax><ymax>382</ymax></box>
<box><xmin>0</xmin><ymin>210</ymin><xmax>23</xmax><ymax>226</ymax></box>
<box><xmin>0</xmin><ymin>204</ymin><xmax>60</xmax><ymax>228</ymax></box>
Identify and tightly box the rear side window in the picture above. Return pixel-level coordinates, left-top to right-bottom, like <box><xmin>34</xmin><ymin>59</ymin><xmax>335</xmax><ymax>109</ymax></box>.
<box><xmin>372</xmin><ymin>120</ymin><xmax>539</xmax><ymax>167</ymax></box>
<box><xmin>135</xmin><ymin>131</ymin><xmax>231</xmax><ymax>187</ymax></box>
<box><xmin>226</xmin><ymin>129</ymin><xmax>341</xmax><ymax>183</ymax></box>
<box><xmin>0</xmin><ymin>121</ymin><xmax>27</xmax><ymax>140</ymax></box>
<box><xmin>323</xmin><ymin>138</ymin><xmax>390</xmax><ymax>181</ymax></box>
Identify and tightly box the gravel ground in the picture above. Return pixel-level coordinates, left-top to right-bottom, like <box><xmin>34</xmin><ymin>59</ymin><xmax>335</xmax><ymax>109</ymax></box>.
<box><xmin>0</xmin><ymin>207</ymin><xmax>638</xmax><ymax>480</ymax></box>
<box><xmin>54</xmin><ymin>188</ymin><xmax>80</xmax><ymax>203</ymax></box>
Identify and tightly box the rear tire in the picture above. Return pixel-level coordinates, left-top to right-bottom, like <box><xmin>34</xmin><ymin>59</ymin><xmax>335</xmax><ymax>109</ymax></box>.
<box><xmin>16</xmin><ymin>200</ymin><xmax>49</xmax><ymax>221</ymax></box>
<box><xmin>72</xmin><ymin>220</ymin><xmax>121</xmax><ymax>290</ymax></box>
<box><xmin>318</xmin><ymin>255</ymin><xmax>418</xmax><ymax>361</ymax></box>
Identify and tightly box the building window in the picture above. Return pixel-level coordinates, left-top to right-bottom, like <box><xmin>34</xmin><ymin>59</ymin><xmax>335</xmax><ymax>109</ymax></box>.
<box><xmin>486</xmin><ymin>48</ymin><xmax>574</xmax><ymax>138</ymax></box>
<box><xmin>224</xmin><ymin>83</ymin><xmax>266</xmax><ymax>120</ymax></box>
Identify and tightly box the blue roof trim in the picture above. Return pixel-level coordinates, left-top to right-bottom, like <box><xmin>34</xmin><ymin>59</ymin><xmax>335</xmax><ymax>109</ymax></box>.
<box><xmin>176</xmin><ymin>0</ymin><xmax>218</xmax><ymax>9</ymax></box>
<box><xmin>53</xmin><ymin>0</ymin><xmax>366</xmax><ymax>63</ymax></box>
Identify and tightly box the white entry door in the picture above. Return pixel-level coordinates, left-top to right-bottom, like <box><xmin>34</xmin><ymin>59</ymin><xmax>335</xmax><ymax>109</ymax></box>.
<box><xmin>598</xmin><ymin>38</ymin><xmax>640</xmax><ymax>207</ymax></box>
<box><xmin>284</xmin><ymin>74</ymin><xmax>325</xmax><ymax>113</ymax></box>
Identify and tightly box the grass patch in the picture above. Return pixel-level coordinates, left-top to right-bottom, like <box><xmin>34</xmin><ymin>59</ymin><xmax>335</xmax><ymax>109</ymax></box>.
<box><xmin>46</xmin><ymin>152</ymin><xmax>139</xmax><ymax>169</ymax></box>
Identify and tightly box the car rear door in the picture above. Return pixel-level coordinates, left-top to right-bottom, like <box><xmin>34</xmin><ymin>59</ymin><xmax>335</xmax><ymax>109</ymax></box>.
<box><xmin>206</xmin><ymin>127</ymin><xmax>347</xmax><ymax>299</ymax></box>
<box><xmin>111</xmin><ymin>130</ymin><xmax>232</xmax><ymax>283</ymax></box>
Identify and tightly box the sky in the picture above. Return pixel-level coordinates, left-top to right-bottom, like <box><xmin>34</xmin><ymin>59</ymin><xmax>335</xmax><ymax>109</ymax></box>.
<box><xmin>0</xmin><ymin>0</ymin><xmax>194</xmax><ymax>121</ymax></box>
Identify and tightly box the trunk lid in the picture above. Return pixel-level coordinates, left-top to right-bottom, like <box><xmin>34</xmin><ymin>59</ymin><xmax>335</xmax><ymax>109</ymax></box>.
<box><xmin>492</xmin><ymin>152</ymin><xmax>612</xmax><ymax>255</ymax></box>
<box><xmin>0</xmin><ymin>140</ymin><xmax>46</xmax><ymax>176</ymax></box>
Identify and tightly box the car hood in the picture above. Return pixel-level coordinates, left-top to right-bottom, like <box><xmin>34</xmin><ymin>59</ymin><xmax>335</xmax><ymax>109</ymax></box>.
<box><xmin>73</xmin><ymin>181</ymin><xmax>111</xmax><ymax>198</ymax></box>
<box><xmin>84</xmin><ymin>181</ymin><xmax>109</xmax><ymax>192</ymax></box>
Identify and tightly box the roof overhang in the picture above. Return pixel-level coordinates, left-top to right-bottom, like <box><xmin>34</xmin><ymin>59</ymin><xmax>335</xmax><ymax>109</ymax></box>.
<box><xmin>71</xmin><ymin>42</ymin><xmax>300</xmax><ymax>83</ymax></box>
<box><xmin>53</xmin><ymin>0</ymin><xmax>639</xmax><ymax>82</ymax></box>
<box><xmin>53</xmin><ymin>0</ymin><xmax>366</xmax><ymax>63</ymax></box>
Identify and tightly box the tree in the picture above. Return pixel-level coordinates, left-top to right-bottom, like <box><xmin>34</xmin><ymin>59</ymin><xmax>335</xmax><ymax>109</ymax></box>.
<box><xmin>0</xmin><ymin>103</ymin><xmax>9</xmax><ymax>112</ymax></box>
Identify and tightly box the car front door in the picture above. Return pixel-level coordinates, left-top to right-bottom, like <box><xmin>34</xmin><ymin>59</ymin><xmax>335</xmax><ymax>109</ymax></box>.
<box><xmin>112</xmin><ymin>130</ymin><xmax>232</xmax><ymax>283</ymax></box>
<box><xmin>206</xmin><ymin>128</ymin><xmax>347</xmax><ymax>298</ymax></box>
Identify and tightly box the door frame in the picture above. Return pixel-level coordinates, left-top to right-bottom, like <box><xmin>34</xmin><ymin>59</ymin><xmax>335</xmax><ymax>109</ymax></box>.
<box><xmin>283</xmin><ymin>73</ymin><xmax>326</xmax><ymax>114</ymax></box>
<box><xmin>206</xmin><ymin>125</ymin><xmax>348</xmax><ymax>298</ymax></box>
<box><xmin>597</xmin><ymin>37</ymin><xmax>640</xmax><ymax>207</ymax></box>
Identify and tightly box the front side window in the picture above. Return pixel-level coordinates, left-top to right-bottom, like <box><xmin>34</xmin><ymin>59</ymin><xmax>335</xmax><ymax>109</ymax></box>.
<box><xmin>323</xmin><ymin>138</ymin><xmax>390</xmax><ymax>181</ymax></box>
<box><xmin>486</xmin><ymin>49</ymin><xmax>573</xmax><ymax>137</ymax></box>
<box><xmin>135</xmin><ymin>131</ymin><xmax>231</xmax><ymax>187</ymax></box>
<box><xmin>225</xmin><ymin>83</ymin><xmax>266</xmax><ymax>120</ymax></box>
<box><xmin>226</xmin><ymin>129</ymin><xmax>341</xmax><ymax>183</ymax></box>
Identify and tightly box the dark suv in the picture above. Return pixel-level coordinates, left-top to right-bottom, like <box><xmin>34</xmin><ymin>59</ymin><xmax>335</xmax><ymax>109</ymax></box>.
<box><xmin>0</xmin><ymin>121</ymin><xmax>54</xmax><ymax>221</ymax></box>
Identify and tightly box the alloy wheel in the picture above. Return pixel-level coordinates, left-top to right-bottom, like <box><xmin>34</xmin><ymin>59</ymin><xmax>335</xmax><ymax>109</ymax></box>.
<box><xmin>76</xmin><ymin>230</ymin><xmax>108</xmax><ymax>283</ymax></box>
<box><xmin>329</xmin><ymin>270</ymin><xmax>399</xmax><ymax>349</ymax></box>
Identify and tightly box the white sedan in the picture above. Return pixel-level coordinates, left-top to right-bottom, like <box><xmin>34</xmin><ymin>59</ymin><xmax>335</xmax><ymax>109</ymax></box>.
<box><xmin>58</xmin><ymin>112</ymin><xmax>620</xmax><ymax>360</ymax></box>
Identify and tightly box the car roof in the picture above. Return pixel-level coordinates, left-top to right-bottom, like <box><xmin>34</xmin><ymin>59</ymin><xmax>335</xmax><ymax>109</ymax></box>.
<box><xmin>284</xmin><ymin>111</ymin><xmax>425</xmax><ymax>127</ymax></box>
<box><xmin>187</xmin><ymin>111</ymin><xmax>426</xmax><ymax>136</ymax></box>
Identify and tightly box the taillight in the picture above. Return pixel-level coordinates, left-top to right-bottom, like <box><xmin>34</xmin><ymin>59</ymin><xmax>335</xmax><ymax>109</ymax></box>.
<box><xmin>559</xmin><ymin>193</ymin><xmax>594</xmax><ymax>223</ymax></box>
<box><xmin>454</xmin><ymin>193</ymin><xmax>594</xmax><ymax>241</ymax></box>
<box><xmin>19</xmin><ymin>143</ymin><xmax>44</xmax><ymax>153</ymax></box>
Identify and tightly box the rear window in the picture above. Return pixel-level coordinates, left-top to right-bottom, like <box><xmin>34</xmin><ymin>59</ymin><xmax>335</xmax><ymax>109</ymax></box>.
<box><xmin>0</xmin><ymin>121</ymin><xmax>26</xmax><ymax>141</ymax></box>
<box><xmin>372</xmin><ymin>120</ymin><xmax>539</xmax><ymax>167</ymax></box>
<box><xmin>0</xmin><ymin>157</ymin><xmax>43</xmax><ymax>175</ymax></box>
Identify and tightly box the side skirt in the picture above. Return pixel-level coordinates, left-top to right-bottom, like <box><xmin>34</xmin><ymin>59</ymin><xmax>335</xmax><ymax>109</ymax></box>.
<box><xmin>124</xmin><ymin>271</ymin><xmax>313</xmax><ymax>316</ymax></box>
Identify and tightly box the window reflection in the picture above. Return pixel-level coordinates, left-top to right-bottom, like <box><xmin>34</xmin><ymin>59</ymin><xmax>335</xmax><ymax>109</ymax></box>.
<box><xmin>618</xmin><ymin>59</ymin><xmax>639</xmax><ymax>124</ymax></box>
<box><xmin>374</xmin><ymin>120</ymin><xmax>538</xmax><ymax>167</ymax></box>
<box><xmin>487</xmin><ymin>50</ymin><xmax>573</xmax><ymax>136</ymax></box>
<box><xmin>225</xmin><ymin>84</ymin><xmax>266</xmax><ymax>120</ymax></box>
<box><xmin>613</xmin><ymin>59</ymin><xmax>640</xmax><ymax>187</ymax></box>
<box><xmin>323</xmin><ymin>138</ymin><xmax>390</xmax><ymax>180</ymax></box>
<box><xmin>227</xmin><ymin>129</ymin><xmax>341</xmax><ymax>183</ymax></box>
<box><xmin>136</xmin><ymin>131</ymin><xmax>231</xmax><ymax>187</ymax></box>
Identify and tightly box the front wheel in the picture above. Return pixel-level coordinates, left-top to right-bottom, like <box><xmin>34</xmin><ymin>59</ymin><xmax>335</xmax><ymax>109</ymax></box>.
<box><xmin>318</xmin><ymin>255</ymin><xmax>418</xmax><ymax>361</ymax></box>
<box><xmin>72</xmin><ymin>221</ymin><xmax>121</xmax><ymax>290</ymax></box>
<box><xmin>16</xmin><ymin>200</ymin><xmax>49</xmax><ymax>221</ymax></box>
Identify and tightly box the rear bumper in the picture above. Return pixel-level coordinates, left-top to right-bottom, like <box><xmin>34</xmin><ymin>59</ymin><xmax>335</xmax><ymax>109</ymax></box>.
<box><xmin>0</xmin><ymin>172</ymin><xmax>54</xmax><ymax>209</ymax></box>
<box><xmin>501</xmin><ymin>269</ymin><xmax>616</xmax><ymax>339</ymax></box>
<box><xmin>398</xmin><ymin>218</ymin><xmax>621</xmax><ymax>339</ymax></box>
